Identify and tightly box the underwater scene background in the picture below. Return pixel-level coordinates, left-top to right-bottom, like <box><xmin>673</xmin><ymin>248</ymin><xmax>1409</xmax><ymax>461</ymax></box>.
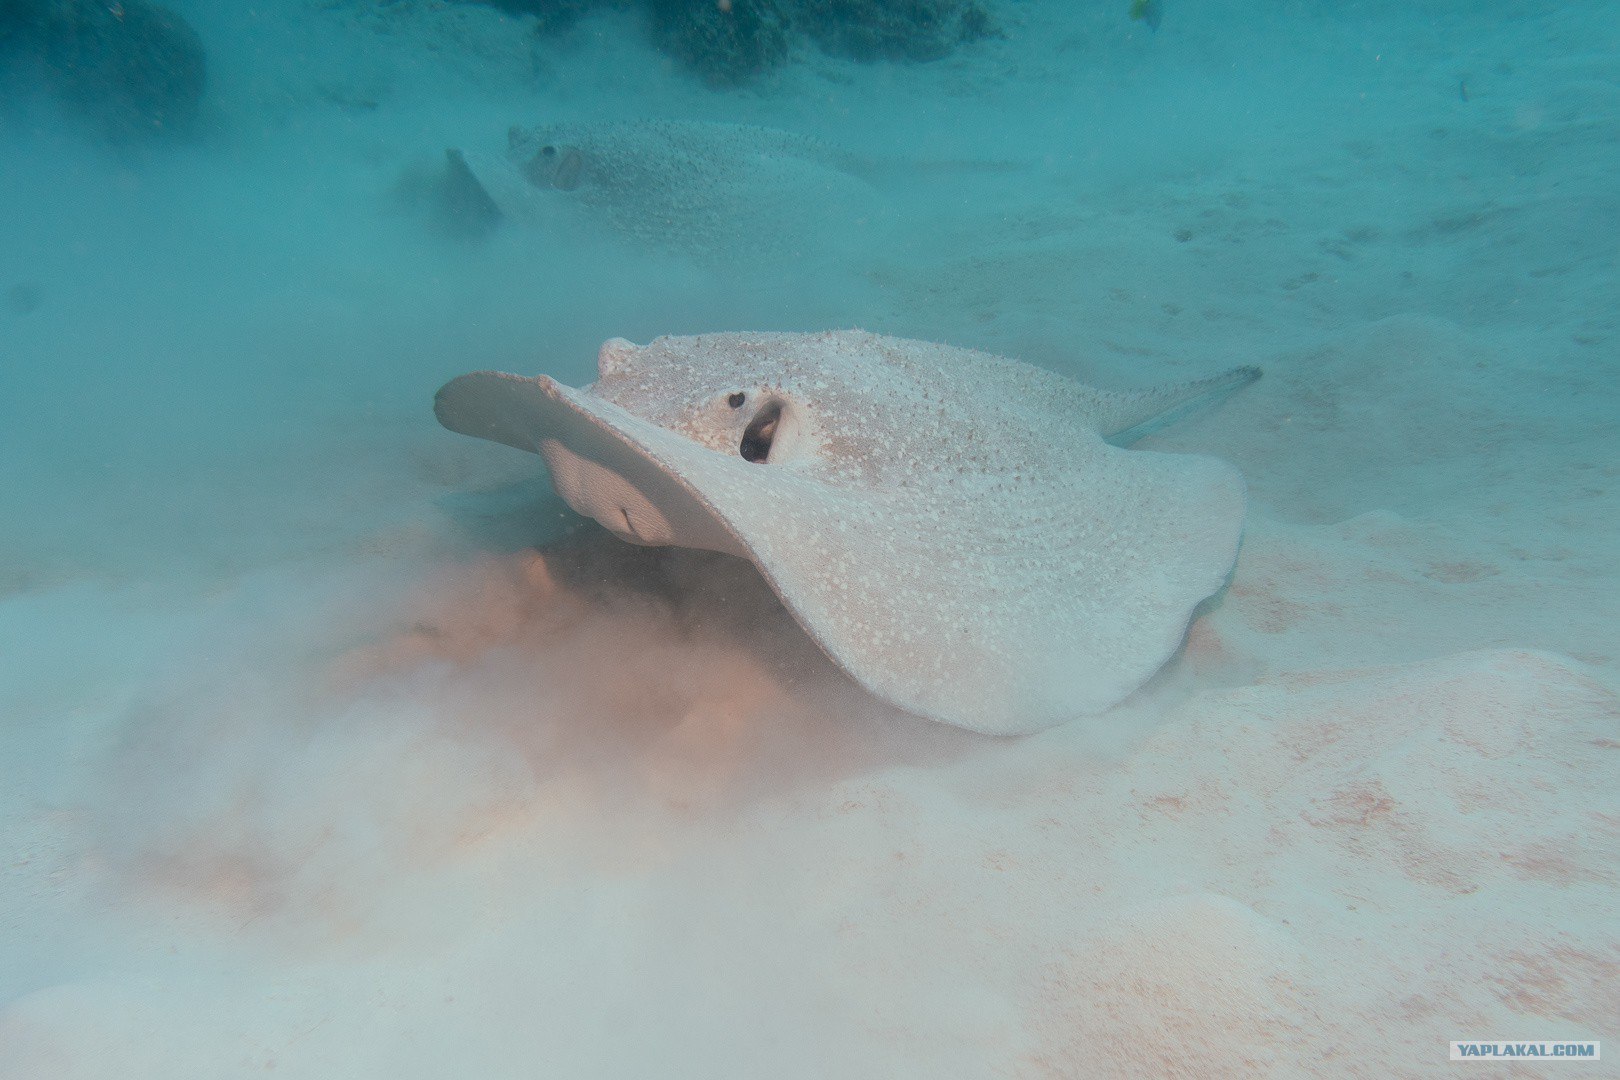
<box><xmin>1</xmin><ymin>0</ymin><xmax>1616</xmax><ymax>1075</ymax></box>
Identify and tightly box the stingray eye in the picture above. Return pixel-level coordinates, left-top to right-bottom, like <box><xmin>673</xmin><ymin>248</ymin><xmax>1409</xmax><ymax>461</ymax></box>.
<box><xmin>740</xmin><ymin>399</ymin><xmax>783</xmax><ymax>463</ymax></box>
<box><xmin>727</xmin><ymin>391</ymin><xmax>746</xmax><ymax>409</ymax></box>
<box><xmin>540</xmin><ymin>145</ymin><xmax>556</xmax><ymax>157</ymax></box>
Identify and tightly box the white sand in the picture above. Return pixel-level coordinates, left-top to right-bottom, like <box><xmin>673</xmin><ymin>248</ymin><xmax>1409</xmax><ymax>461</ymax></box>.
<box><xmin>0</xmin><ymin>0</ymin><xmax>1615</xmax><ymax>1075</ymax></box>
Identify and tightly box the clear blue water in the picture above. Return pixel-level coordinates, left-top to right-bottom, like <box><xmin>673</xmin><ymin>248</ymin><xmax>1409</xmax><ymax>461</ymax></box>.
<box><xmin>1</xmin><ymin>2</ymin><xmax>1616</xmax><ymax>1075</ymax></box>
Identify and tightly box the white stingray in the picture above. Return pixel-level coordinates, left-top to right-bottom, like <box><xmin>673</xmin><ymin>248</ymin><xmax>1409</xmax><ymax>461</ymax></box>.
<box><xmin>463</xmin><ymin>120</ymin><xmax>881</xmax><ymax>257</ymax></box>
<box><xmin>435</xmin><ymin>330</ymin><xmax>1258</xmax><ymax>734</ymax></box>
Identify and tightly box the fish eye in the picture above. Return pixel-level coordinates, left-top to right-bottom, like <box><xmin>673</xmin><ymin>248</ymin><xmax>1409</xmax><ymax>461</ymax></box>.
<box><xmin>540</xmin><ymin>145</ymin><xmax>556</xmax><ymax>157</ymax></box>
<box><xmin>727</xmin><ymin>391</ymin><xmax>746</xmax><ymax>409</ymax></box>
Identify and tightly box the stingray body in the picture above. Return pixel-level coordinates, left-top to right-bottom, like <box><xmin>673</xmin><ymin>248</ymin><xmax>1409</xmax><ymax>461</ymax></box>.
<box><xmin>436</xmin><ymin>331</ymin><xmax>1258</xmax><ymax>734</ymax></box>
<box><xmin>465</xmin><ymin>120</ymin><xmax>878</xmax><ymax>254</ymax></box>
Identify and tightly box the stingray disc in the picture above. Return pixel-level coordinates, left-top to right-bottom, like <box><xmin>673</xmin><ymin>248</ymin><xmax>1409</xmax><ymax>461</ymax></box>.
<box><xmin>470</xmin><ymin>120</ymin><xmax>877</xmax><ymax>256</ymax></box>
<box><xmin>435</xmin><ymin>330</ymin><xmax>1255</xmax><ymax>734</ymax></box>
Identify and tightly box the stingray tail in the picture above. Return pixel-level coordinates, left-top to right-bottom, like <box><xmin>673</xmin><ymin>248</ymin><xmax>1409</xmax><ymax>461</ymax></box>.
<box><xmin>1099</xmin><ymin>365</ymin><xmax>1261</xmax><ymax>444</ymax></box>
<box><xmin>429</xmin><ymin>148</ymin><xmax>503</xmax><ymax>240</ymax></box>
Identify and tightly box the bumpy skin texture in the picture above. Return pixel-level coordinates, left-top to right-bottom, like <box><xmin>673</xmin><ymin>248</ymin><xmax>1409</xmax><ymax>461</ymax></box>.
<box><xmin>436</xmin><ymin>330</ymin><xmax>1253</xmax><ymax>734</ymax></box>
<box><xmin>501</xmin><ymin>120</ymin><xmax>873</xmax><ymax>255</ymax></box>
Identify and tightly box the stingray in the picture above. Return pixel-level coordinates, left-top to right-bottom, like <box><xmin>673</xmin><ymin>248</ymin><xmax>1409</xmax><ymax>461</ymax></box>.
<box><xmin>447</xmin><ymin>120</ymin><xmax>1012</xmax><ymax>257</ymax></box>
<box><xmin>433</xmin><ymin>120</ymin><xmax>878</xmax><ymax>256</ymax></box>
<box><xmin>435</xmin><ymin>331</ymin><xmax>1258</xmax><ymax>734</ymax></box>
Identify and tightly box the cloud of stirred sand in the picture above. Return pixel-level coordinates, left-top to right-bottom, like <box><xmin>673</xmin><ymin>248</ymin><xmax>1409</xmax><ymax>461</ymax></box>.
<box><xmin>84</xmin><ymin>541</ymin><xmax>985</xmax><ymax>943</ymax></box>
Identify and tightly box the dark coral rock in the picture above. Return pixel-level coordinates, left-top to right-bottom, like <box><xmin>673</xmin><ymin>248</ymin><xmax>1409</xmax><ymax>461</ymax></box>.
<box><xmin>39</xmin><ymin>0</ymin><xmax>207</xmax><ymax>138</ymax></box>
<box><xmin>445</xmin><ymin>0</ymin><xmax>998</xmax><ymax>82</ymax></box>
<box><xmin>956</xmin><ymin>1</ymin><xmax>994</xmax><ymax>42</ymax></box>
<box><xmin>648</xmin><ymin>0</ymin><xmax>789</xmax><ymax>85</ymax></box>
<box><xmin>795</xmin><ymin>0</ymin><xmax>996</xmax><ymax>63</ymax></box>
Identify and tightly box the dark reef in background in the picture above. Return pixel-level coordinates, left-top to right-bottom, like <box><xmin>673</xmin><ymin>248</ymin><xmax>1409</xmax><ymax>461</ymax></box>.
<box><xmin>650</xmin><ymin>0</ymin><xmax>788</xmax><ymax>86</ymax></box>
<box><xmin>461</xmin><ymin>0</ymin><xmax>996</xmax><ymax>85</ymax></box>
<box><xmin>795</xmin><ymin>0</ymin><xmax>996</xmax><ymax>63</ymax></box>
<box><xmin>0</xmin><ymin>0</ymin><xmax>206</xmax><ymax>139</ymax></box>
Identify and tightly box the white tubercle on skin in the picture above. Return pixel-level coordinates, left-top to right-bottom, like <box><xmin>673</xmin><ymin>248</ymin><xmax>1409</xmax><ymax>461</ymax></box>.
<box><xmin>597</xmin><ymin>338</ymin><xmax>638</xmax><ymax>378</ymax></box>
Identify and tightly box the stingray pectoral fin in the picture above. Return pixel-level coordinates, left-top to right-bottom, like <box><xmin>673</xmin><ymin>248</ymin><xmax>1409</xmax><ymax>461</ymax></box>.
<box><xmin>687</xmin><ymin>439</ymin><xmax>1249</xmax><ymax>734</ymax></box>
<box><xmin>435</xmin><ymin>372</ymin><xmax>746</xmax><ymax>558</ymax></box>
<box><xmin>436</xmin><ymin>370</ymin><xmax>552</xmax><ymax>453</ymax></box>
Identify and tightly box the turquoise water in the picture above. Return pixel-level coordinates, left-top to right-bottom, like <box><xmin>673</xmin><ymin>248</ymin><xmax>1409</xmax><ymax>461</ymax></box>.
<box><xmin>2</xmin><ymin>2</ymin><xmax>1616</xmax><ymax>1076</ymax></box>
